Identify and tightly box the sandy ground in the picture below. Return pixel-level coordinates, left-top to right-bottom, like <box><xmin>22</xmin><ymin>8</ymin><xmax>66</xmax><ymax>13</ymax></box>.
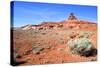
<box><xmin>12</xmin><ymin>22</ymin><xmax>97</xmax><ymax>66</ymax></box>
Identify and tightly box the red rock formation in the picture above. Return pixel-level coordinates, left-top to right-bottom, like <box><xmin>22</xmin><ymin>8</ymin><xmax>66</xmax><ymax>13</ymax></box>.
<box><xmin>21</xmin><ymin>13</ymin><xmax>96</xmax><ymax>30</ymax></box>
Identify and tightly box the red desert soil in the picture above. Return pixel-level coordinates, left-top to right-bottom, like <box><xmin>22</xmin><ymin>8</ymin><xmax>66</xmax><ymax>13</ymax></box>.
<box><xmin>12</xmin><ymin>13</ymin><xmax>97</xmax><ymax>66</ymax></box>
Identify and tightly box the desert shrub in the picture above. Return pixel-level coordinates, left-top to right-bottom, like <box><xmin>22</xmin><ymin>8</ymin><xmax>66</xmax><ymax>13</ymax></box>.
<box><xmin>39</xmin><ymin>27</ymin><xmax>43</xmax><ymax>30</ymax></box>
<box><xmin>32</xmin><ymin>45</ymin><xmax>44</xmax><ymax>54</ymax></box>
<box><xmin>78</xmin><ymin>31</ymin><xmax>92</xmax><ymax>38</ymax></box>
<box><xmin>13</xmin><ymin>48</ymin><xmax>21</xmax><ymax>59</ymax></box>
<box><xmin>69</xmin><ymin>32</ymin><xmax>78</xmax><ymax>39</ymax></box>
<box><xmin>67</xmin><ymin>38</ymin><xmax>92</xmax><ymax>55</ymax></box>
<box><xmin>42</xmin><ymin>32</ymin><xmax>46</xmax><ymax>35</ymax></box>
<box><xmin>24</xmin><ymin>50</ymin><xmax>32</xmax><ymax>55</ymax></box>
<box><xmin>58</xmin><ymin>24</ymin><xmax>63</xmax><ymax>28</ymax></box>
<box><xmin>16</xmin><ymin>54</ymin><xmax>22</xmax><ymax>58</ymax></box>
<box><xmin>46</xmin><ymin>45</ymin><xmax>52</xmax><ymax>49</ymax></box>
<box><xmin>67</xmin><ymin>32</ymin><xmax>78</xmax><ymax>39</ymax></box>
<box><xmin>12</xmin><ymin>52</ymin><xmax>26</xmax><ymax>66</ymax></box>
<box><xmin>79</xmin><ymin>48</ymin><xmax>97</xmax><ymax>57</ymax></box>
<box><xmin>59</xmin><ymin>39</ymin><xmax>65</xmax><ymax>44</ymax></box>
<box><xmin>55</xmin><ymin>33</ymin><xmax>59</xmax><ymax>35</ymax></box>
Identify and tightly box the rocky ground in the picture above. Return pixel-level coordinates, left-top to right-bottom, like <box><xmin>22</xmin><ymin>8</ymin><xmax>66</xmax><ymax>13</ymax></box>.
<box><xmin>11</xmin><ymin>13</ymin><xmax>97</xmax><ymax>66</ymax></box>
<box><xmin>12</xmin><ymin>25</ymin><xmax>97</xmax><ymax>66</ymax></box>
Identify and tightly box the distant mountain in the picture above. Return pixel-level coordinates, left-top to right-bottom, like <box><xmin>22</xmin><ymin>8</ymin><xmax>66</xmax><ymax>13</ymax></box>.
<box><xmin>20</xmin><ymin>13</ymin><xmax>96</xmax><ymax>30</ymax></box>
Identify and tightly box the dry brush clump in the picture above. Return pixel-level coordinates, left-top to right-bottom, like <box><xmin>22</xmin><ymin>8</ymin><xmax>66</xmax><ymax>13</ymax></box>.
<box><xmin>78</xmin><ymin>31</ymin><xmax>93</xmax><ymax>38</ymax></box>
<box><xmin>32</xmin><ymin>44</ymin><xmax>44</xmax><ymax>54</ymax></box>
<box><xmin>67</xmin><ymin>38</ymin><xmax>92</xmax><ymax>53</ymax></box>
<box><xmin>12</xmin><ymin>48</ymin><xmax>26</xmax><ymax>66</ymax></box>
<box><xmin>67</xmin><ymin>37</ymin><xmax>97</xmax><ymax>57</ymax></box>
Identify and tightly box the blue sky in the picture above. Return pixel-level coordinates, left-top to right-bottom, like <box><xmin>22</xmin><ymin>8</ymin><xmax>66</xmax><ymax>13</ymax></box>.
<box><xmin>11</xmin><ymin>1</ymin><xmax>97</xmax><ymax>27</ymax></box>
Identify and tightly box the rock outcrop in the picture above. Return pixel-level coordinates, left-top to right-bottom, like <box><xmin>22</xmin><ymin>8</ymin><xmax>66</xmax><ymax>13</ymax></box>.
<box><xmin>21</xmin><ymin>13</ymin><xmax>96</xmax><ymax>30</ymax></box>
<box><xmin>68</xmin><ymin>13</ymin><xmax>77</xmax><ymax>20</ymax></box>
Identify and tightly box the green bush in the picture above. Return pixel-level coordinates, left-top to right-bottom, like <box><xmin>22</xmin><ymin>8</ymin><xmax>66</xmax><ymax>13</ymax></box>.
<box><xmin>67</xmin><ymin>38</ymin><xmax>92</xmax><ymax>55</ymax></box>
